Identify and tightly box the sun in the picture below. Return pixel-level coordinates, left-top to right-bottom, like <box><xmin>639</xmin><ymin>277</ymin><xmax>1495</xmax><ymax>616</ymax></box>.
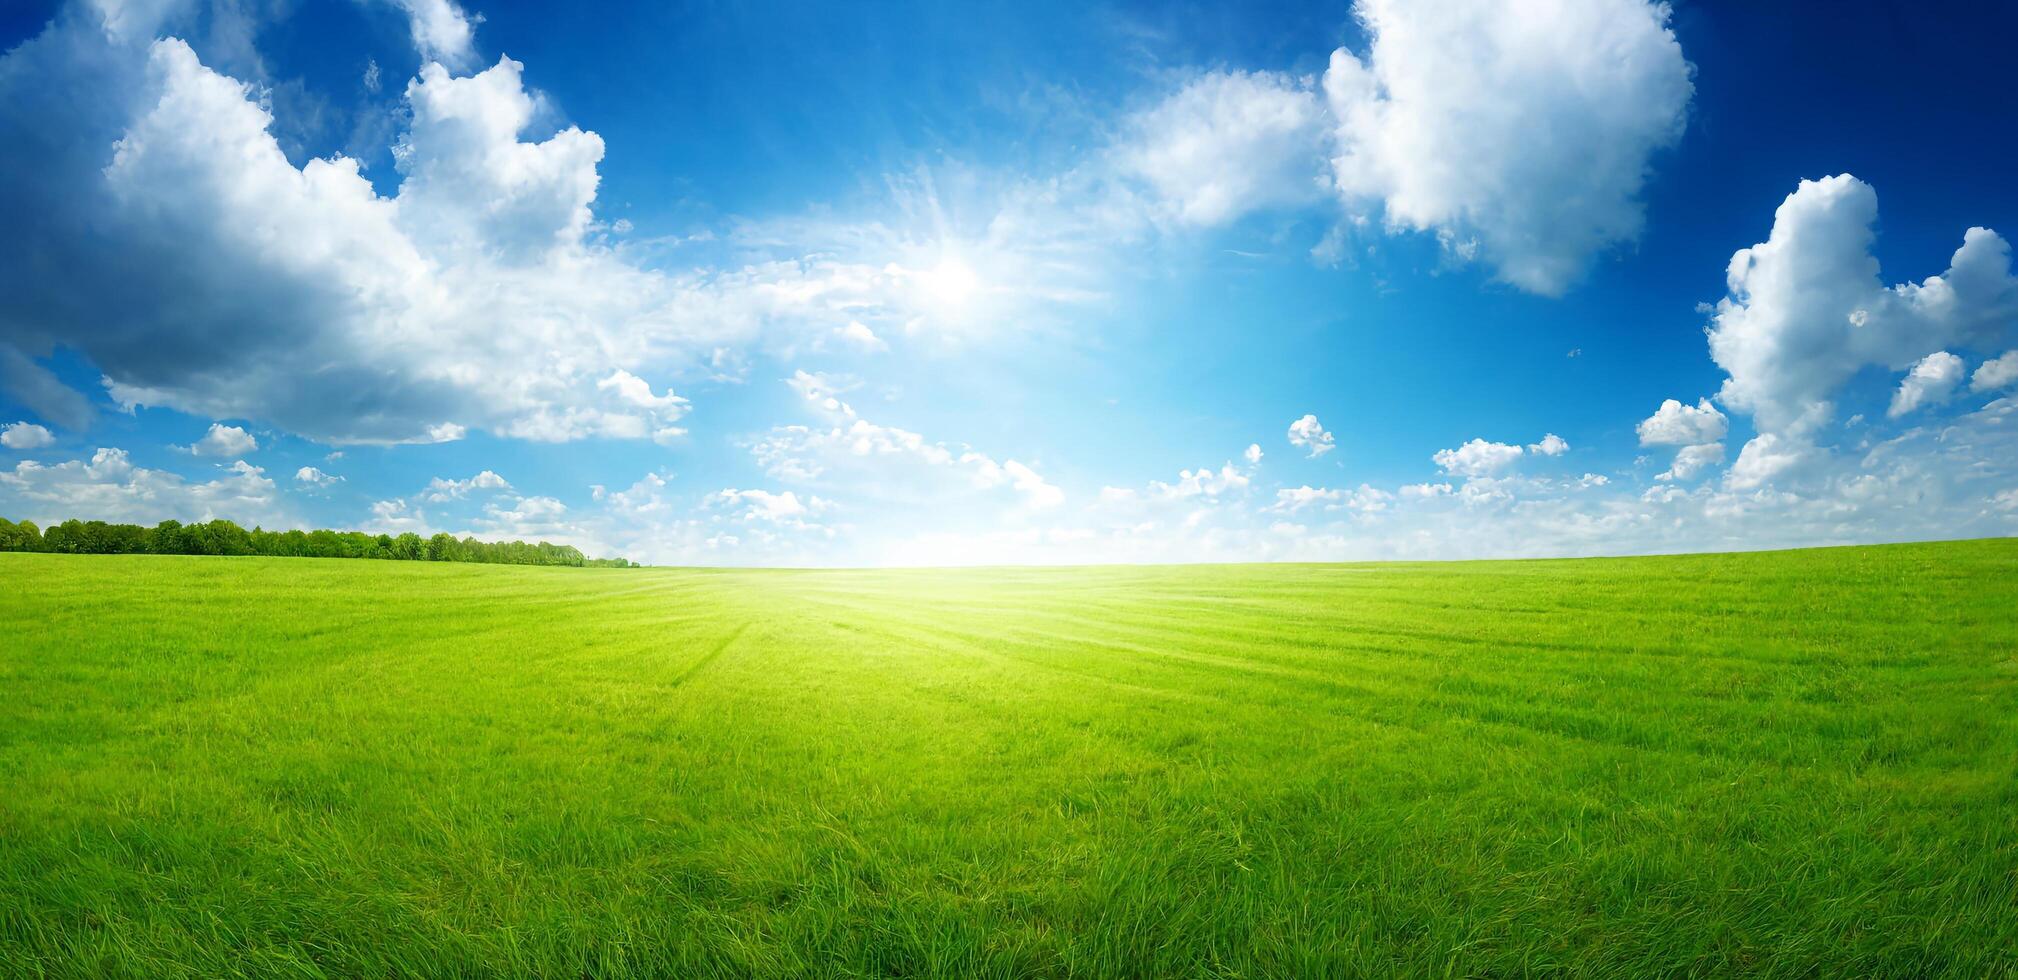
<box><xmin>917</xmin><ymin>255</ymin><xmax>981</xmax><ymax>308</ymax></box>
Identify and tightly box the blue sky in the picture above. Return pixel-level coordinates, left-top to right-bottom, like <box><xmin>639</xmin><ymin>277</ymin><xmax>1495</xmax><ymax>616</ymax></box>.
<box><xmin>3</xmin><ymin>0</ymin><xmax>2017</xmax><ymax>564</ymax></box>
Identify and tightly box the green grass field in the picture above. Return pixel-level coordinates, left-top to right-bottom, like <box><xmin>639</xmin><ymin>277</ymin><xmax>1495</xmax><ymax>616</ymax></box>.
<box><xmin>2</xmin><ymin>542</ymin><xmax>2015</xmax><ymax>977</ymax></box>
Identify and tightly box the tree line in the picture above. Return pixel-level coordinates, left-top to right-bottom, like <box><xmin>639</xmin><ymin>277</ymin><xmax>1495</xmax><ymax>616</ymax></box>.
<box><xmin>0</xmin><ymin>517</ymin><xmax>635</xmax><ymax>568</ymax></box>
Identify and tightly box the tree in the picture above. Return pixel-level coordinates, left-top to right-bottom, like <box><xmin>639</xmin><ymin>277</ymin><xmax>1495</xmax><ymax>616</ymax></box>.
<box><xmin>189</xmin><ymin>520</ymin><xmax>253</xmax><ymax>556</ymax></box>
<box><xmin>13</xmin><ymin>520</ymin><xmax>41</xmax><ymax>552</ymax></box>
<box><xmin>0</xmin><ymin>514</ymin><xmax>633</xmax><ymax>567</ymax></box>
<box><xmin>149</xmin><ymin>519</ymin><xmax>187</xmax><ymax>555</ymax></box>
<box><xmin>426</xmin><ymin>532</ymin><xmax>460</xmax><ymax>562</ymax></box>
<box><xmin>392</xmin><ymin>533</ymin><xmax>425</xmax><ymax>561</ymax></box>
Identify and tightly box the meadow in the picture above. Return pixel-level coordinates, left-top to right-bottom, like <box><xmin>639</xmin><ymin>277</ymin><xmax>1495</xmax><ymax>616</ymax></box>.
<box><xmin>1</xmin><ymin>541</ymin><xmax>2014</xmax><ymax>978</ymax></box>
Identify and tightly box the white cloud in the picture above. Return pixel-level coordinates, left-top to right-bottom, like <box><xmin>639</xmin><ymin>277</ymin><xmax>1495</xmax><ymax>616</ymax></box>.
<box><xmin>1706</xmin><ymin>175</ymin><xmax>2018</xmax><ymax>435</ymax></box>
<box><xmin>1657</xmin><ymin>442</ymin><xmax>1723</xmax><ymax>482</ymax></box>
<box><xmin>367</xmin><ymin>498</ymin><xmax>428</xmax><ymax>533</ymax></box>
<box><xmin>596</xmin><ymin>370</ymin><xmax>686</xmax><ymax>411</ymax></box>
<box><xmin>1637</xmin><ymin>398</ymin><xmax>1728</xmax><ymax>446</ymax></box>
<box><xmin>1149</xmin><ymin>463</ymin><xmax>1251</xmax><ymax>501</ymax></box>
<box><xmin>1888</xmin><ymin>351</ymin><xmax>1966</xmax><ymax>417</ymax></box>
<box><xmin>707</xmin><ymin>488</ymin><xmax>832</xmax><ymax>530</ymax></box>
<box><xmin>754</xmin><ymin>372</ymin><xmax>1062</xmax><ymax>510</ymax></box>
<box><xmin>1286</xmin><ymin>414</ymin><xmax>1335</xmax><ymax>457</ymax></box>
<box><xmin>1</xmin><ymin>422</ymin><xmax>54</xmax><ymax>450</ymax></box>
<box><xmin>483</xmin><ymin>495</ymin><xmax>569</xmax><ymax>534</ymax></box>
<box><xmin>190</xmin><ymin>423</ymin><xmax>257</xmax><ymax>457</ymax></box>
<box><xmin>1637</xmin><ymin>399</ymin><xmax>1728</xmax><ymax>481</ymax></box>
<box><xmin>1117</xmin><ymin>70</ymin><xmax>1327</xmax><ymax>226</ymax></box>
<box><xmin>491</xmin><ymin>468</ymin><xmax>858</xmax><ymax>565</ymax></box>
<box><xmin>293</xmin><ymin>465</ymin><xmax>343</xmax><ymax>488</ymax></box>
<box><xmin>835</xmin><ymin>320</ymin><xmax>888</xmax><ymax>352</ymax></box>
<box><xmin>1432</xmin><ymin>438</ymin><xmax>1522</xmax><ymax>477</ymax></box>
<box><xmin>1970</xmin><ymin>350</ymin><xmax>2018</xmax><ymax>392</ymax></box>
<box><xmin>1527</xmin><ymin>433</ymin><xmax>1569</xmax><ymax>456</ymax></box>
<box><xmin>1243</xmin><ymin>443</ymin><xmax>1263</xmax><ymax>465</ymax></box>
<box><xmin>384</xmin><ymin>0</ymin><xmax>476</xmax><ymax>70</ymax></box>
<box><xmin>395</xmin><ymin>57</ymin><xmax>603</xmax><ymax>260</ymax></box>
<box><xmin>1724</xmin><ymin>433</ymin><xmax>1812</xmax><ymax>491</ymax></box>
<box><xmin>1321</xmin><ymin>0</ymin><xmax>1693</xmax><ymax>294</ymax></box>
<box><xmin>0</xmin><ymin>446</ymin><xmax>286</xmax><ymax>526</ymax></box>
<box><xmin>594</xmin><ymin>369</ymin><xmax>690</xmax><ymax>443</ymax></box>
<box><xmin>423</xmin><ymin>469</ymin><xmax>511</xmax><ymax>501</ymax></box>
<box><xmin>1272</xmin><ymin>484</ymin><xmax>1391</xmax><ymax>513</ymax></box>
<box><xmin>1000</xmin><ymin>460</ymin><xmax>1065</xmax><ymax>509</ymax></box>
<box><xmin>882</xmin><ymin>396</ymin><xmax>2018</xmax><ymax>566</ymax></box>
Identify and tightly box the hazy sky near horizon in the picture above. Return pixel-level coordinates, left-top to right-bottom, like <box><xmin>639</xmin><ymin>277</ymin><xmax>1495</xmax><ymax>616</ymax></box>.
<box><xmin>3</xmin><ymin>0</ymin><xmax>2016</xmax><ymax>565</ymax></box>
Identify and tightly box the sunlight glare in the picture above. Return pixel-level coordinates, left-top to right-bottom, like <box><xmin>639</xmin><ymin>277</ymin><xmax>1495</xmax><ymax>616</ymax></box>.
<box><xmin>918</xmin><ymin>255</ymin><xmax>981</xmax><ymax>308</ymax></box>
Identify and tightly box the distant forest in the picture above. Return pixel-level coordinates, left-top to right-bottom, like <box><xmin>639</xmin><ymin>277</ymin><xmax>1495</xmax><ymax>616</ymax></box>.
<box><xmin>0</xmin><ymin>517</ymin><xmax>635</xmax><ymax>568</ymax></box>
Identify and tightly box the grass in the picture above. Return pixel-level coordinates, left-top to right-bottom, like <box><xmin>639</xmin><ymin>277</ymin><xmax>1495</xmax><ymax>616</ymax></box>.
<box><xmin>1</xmin><ymin>541</ymin><xmax>2015</xmax><ymax>978</ymax></box>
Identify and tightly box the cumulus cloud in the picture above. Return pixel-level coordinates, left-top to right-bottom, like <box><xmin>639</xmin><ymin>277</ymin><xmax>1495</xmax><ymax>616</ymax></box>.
<box><xmin>1970</xmin><ymin>351</ymin><xmax>2018</xmax><ymax>392</ymax></box>
<box><xmin>384</xmin><ymin>0</ymin><xmax>476</xmax><ymax>70</ymax></box>
<box><xmin>1527</xmin><ymin>433</ymin><xmax>1569</xmax><ymax>456</ymax></box>
<box><xmin>1321</xmin><ymin>0</ymin><xmax>1693</xmax><ymax>294</ymax></box>
<box><xmin>1637</xmin><ymin>398</ymin><xmax>1728</xmax><ymax>482</ymax></box>
<box><xmin>1</xmin><ymin>28</ymin><xmax>612</xmax><ymax>444</ymax></box>
<box><xmin>706</xmin><ymin>488</ymin><xmax>833</xmax><ymax>531</ymax></box>
<box><xmin>0</xmin><ymin>446</ymin><xmax>287</xmax><ymax>525</ymax></box>
<box><xmin>2</xmin><ymin>422</ymin><xmax>55</xmax><ymax>450</ymax></box>
<box><xmin>1286</xmin><ymin>414</ymin><xmax>1335</xmax><ymax>457</ymax></box>
<box><xmin>1706</xmin><ymin>175</ymin><xmax>2018</xmax><ymax>435</ymax></box>
<box><xmin>423</xmin><ymin>469</ymin><xmax>511</xmax><ymax>501</ymax></box>
<box><xmin>1637</xmin><ymin>398</ymin><xmax>1728</xmax><ymax>446</ymax></box>
<box><xmin>483</xmin><ymin>494</ymin><xmax>569</xmax><ymax>531</ymax></box>
<box><xmin>1244</xmin><ymin>443</ymin><xmax>1263</xmax><ymax>464</ymax></box>
<box><xmin>595</xmin><ymin>370</ymin><xmax>690</xmax><ymax>443</ymax></box>
<box><xmin>1117</xmin><ymin>70</ymin><xmax>1327</xmax><ymax>226</ymax></box>
<box><xmin>190</xmin><ymin>423</ymin><xmax>257</xmax><ymax>457</ymax></box>
<box><xmin>293</xmin><ymin>465</ymin><xmax>343</xmax><ymax>488</ymax></box>
<box><xmin>1725</xmin><ymin>433</ymin><xmax>1813</xmax><ymax>491</ymax></box>
<box><xmin>1149</xmin><ymin>463</ymin><xmax>1251</xmax><ymax>501</ymax></box>
<box><xmin>1657</xmin><ymin>442</ymin><xmax>1724</xmax><ymax>482</ymax></box>
<box><xmin>0</xmin><ymin>9</ymin><xmax>1019</xmax><ymax>449</ymax></box>
<box><xmin>1888</xmin><ymin>351</ymin><xmax>1966</xmax><ymax>417</ymax></box>
<box><xmin>1433</xmin><ymin>438</ymin><xmax>1523</xmax><ymax>477</ymax></box>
